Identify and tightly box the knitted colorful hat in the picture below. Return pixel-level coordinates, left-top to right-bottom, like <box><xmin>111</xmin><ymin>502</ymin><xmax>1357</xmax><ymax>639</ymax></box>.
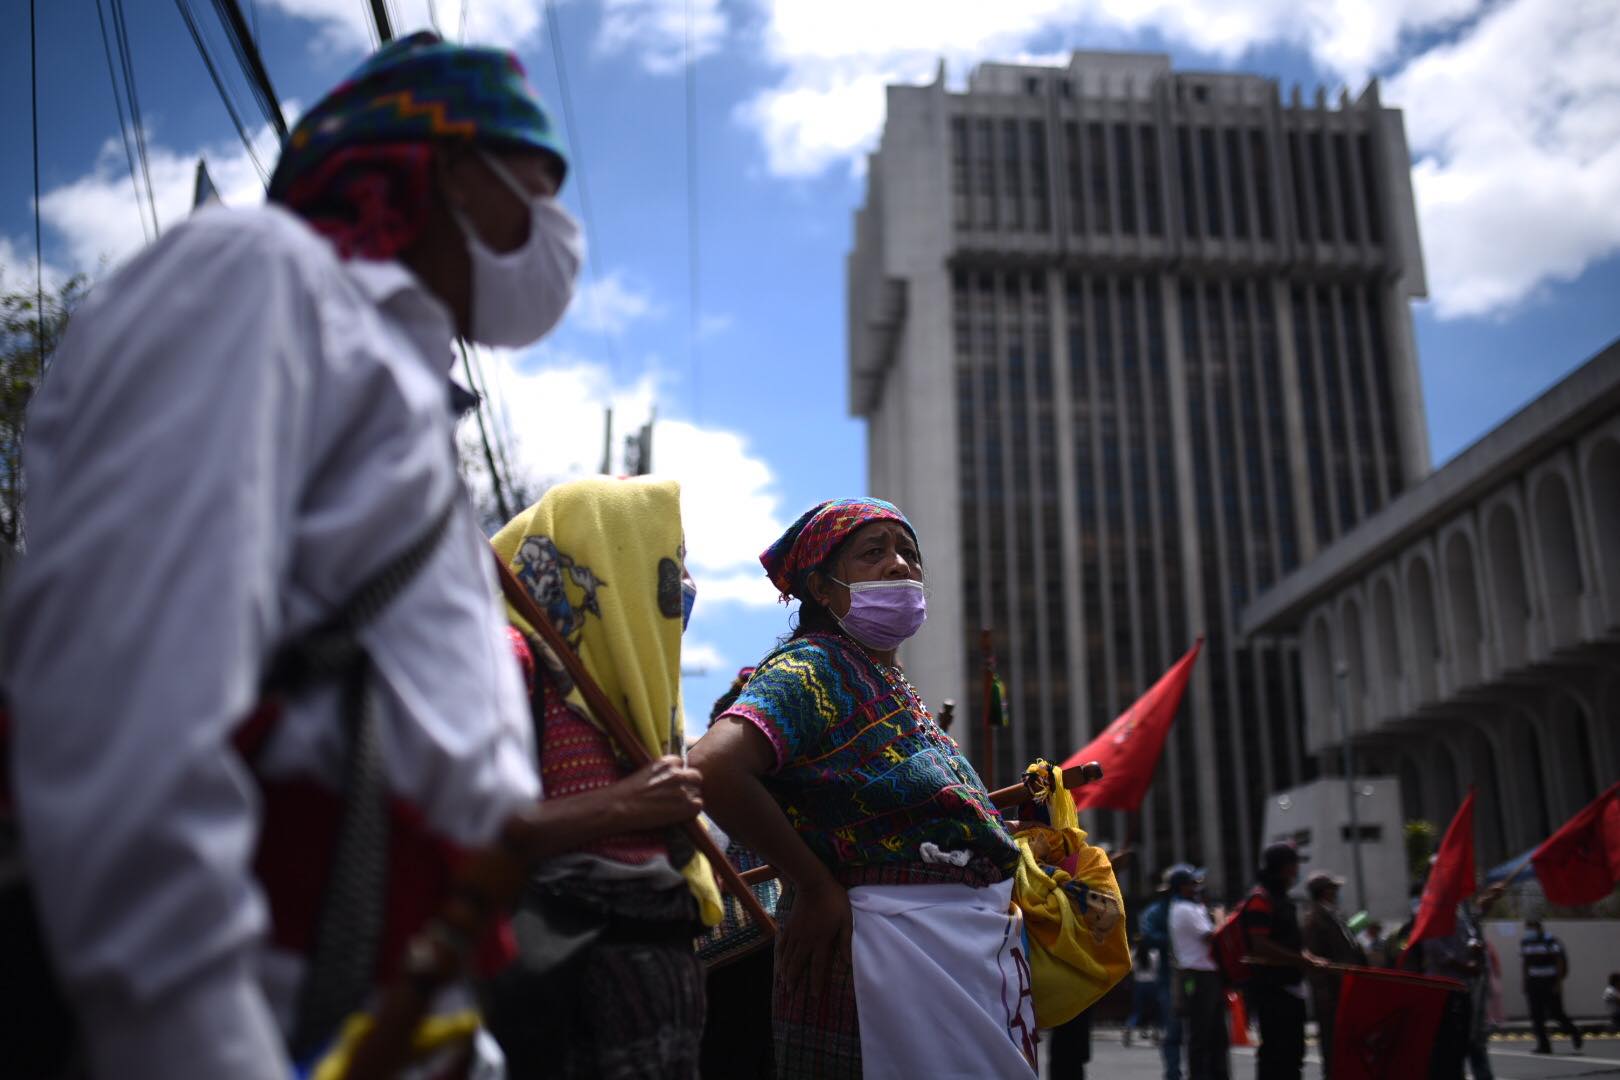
<box><xmin>759</xmin><ymin>498</ymin><xmax>917</xmax><ymax>600</ymax></box>
<box><xmin>268</xmin><ymin>31</ymin><xmax>568</xmax><ymax>199</ymax></box>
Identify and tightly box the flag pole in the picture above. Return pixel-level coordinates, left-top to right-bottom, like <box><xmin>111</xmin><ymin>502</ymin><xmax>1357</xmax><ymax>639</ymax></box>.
<box><xmin>980</xmin><ymin>627</ymin><xmax>995</xmax><ymax>789</ymax></box>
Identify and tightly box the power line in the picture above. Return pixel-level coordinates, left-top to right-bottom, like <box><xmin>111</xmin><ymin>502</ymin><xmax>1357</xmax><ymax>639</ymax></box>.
<box><xmin>109</xmin><ymin>0</ymin><xmax>161</xmax><ymax>234</ymax></box>
<box><xmin>28</xmin><ymin>0</ymin><xmax>43</xmax><ymax>370</ymax></box>
<box><xmin>542</xmin><ymin>0</ymin><xmax>625</xmax><ymax>384</ymax></box>
<box><xmin>174</xmin><ymin>0</ymin><xmax>269</xmax><ymax>185</ymax></box>
<box><xmin>683</xmin><ymin>0</ymin><xmax>701</xmax><ymax>422</ymax></box>
<box><xmin>458</xmin><ymin>341</ymin><xmax>512</xmax><ymax>521</ymax></box>
<box><xmin>94</xmin><ymin>0</ymin><xmax>152</xmax><ymax>242</ymax></box>
<box><xmin>211</xmin><ymin>0</ymin><xmax>289</xmax><ymax>141</ymax></box>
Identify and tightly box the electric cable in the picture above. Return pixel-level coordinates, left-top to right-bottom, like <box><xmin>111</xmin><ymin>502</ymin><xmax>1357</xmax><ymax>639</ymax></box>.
<box><xmin>94</xmin><ymin>0</ymin><xmax>152</xmax><ymax>242</ymax></box>
<box><xmin>683</xmin><ymin>0</ymin><xmax>701</xmax><ymax>421</ymax></box>
<box><xmin>175</xmin><ymin>0</ymin><xmax>269</xmax><ymax>184</ymax></box>
<box><xmin>109</xmin><ymin>0</ymin><xmax>162</xmax><ymax>234</ymax></box>
<box><xmin>542</xmin><ymin>0</ymin><xmax>625</xmax><ymax>383</ymax></box>
<box><xmin>211</xmin><ymin>0</ymin><xmax>290</xmax><ymax>141</ymax></box>
<box><xmin>29</xmin><ymin>0</ymin><xmax>44</xmax><ymax>369</ymax></box>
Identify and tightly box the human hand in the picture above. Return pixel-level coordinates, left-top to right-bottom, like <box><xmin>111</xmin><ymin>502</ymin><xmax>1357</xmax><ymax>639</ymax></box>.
<box><xmin>615</xmin><ymin>755</ymin><xmax>704</xmax><ymax>830</ymax></box>
<box><xmin>1303</xmin><ymin>950</ymin><xmax>1333</xmax><ymax>971</ymax></box>
<box><xmin>780</xmin><ymin>877</ymin><xmax>852</xmax><ymax>1000</ymax></box>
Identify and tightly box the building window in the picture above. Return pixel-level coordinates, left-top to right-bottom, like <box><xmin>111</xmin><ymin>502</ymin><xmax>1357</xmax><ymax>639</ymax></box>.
<box><xmin>1224</xmin><ymin>128</ymin><xmax>1249</xmax><ymax>240</ymax></box>
<box><xmin>1027</xmin><ymin>120</ymin><xmax>1050</xmax><ymax>230</ymax></box>
<box><xmin>1198</xmin><ymin>128</ymin><xmax>1223</xmax><ymax>238</ymax></box>
<box><xmin>1307</xmin><ymin>131</ymin><xmax>1335</xmax><ymax>243</ymax></box>
<box><xmin>1332</xmin><ymin>132</ymin><xmax>1359</xmax><ymax>243</ymax></box>
<box><xmin>1287</xmin><ymin>131</ymin><xmax>1312</xmax><ymax>244</ymax></box>
<box><xmin>1025</xmin><ymin>76</ymin><xmax>1041</xmax><ymax>96</ymax></box>
<box><xmin>1002</xmin><ymin>118</ymin><xmax>1025</xmax><ymax>230</ymax></box>
<box><xmin>1357</xmin><ymin>132</ymin><xmax>1383</xmax><ymax>244</ymax></box>
<box><xmin>1064</xmin><ymin>122</ymin><xmax>1084</xmax><ymax>235</ymax></box>
<box><xmin>975</xmin><ymin>118</ymin><xmax>997</xmax><ymax>228</ymax></box>
<box><xmin>951</xmin><ymin>116</ymin><xmax>971</xmax><ymax>229</ymax></box>
<box><xmin>1087</xmin><ymin>122</ymin><xmax>1111</xmax><ymax>233</ymax></box>
<box><xmin>1177</xmin><ymin>127</ymin><xmax>1199</xmax><ymax>239</ymax></box>
<box><xmin>1140</xmin><ymin>126</ymin><xmax>1164</xmax><ymax>237</ymax></box>
<box><xmin>1251</xmin><ymin>129</ymin><xmax>1274</xmax><ymax>241</ymax></box>
<box><xmin>1114</xmin><ymin>124</ymin><xmax>1137</xmax><ymax>235</ymax></box>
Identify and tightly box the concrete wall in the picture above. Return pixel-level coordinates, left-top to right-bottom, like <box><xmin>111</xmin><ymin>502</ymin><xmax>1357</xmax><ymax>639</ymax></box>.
<box><xmin>1481</xmin><ymin>919</ymin><xmax>1620</xmax><ymax>1021</ymax></box>
<box><xmin>1261</xmin><ymin>776</ymin><xmax>1409</xmax><ymax>925</ymax></box>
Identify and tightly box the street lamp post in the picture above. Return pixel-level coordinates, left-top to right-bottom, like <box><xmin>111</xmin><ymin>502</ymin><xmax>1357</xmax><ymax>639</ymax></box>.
<box><xmin>1334</xmin><ymin>661</ymin><xmax>1369</xmax><ymax>914</ymax></box>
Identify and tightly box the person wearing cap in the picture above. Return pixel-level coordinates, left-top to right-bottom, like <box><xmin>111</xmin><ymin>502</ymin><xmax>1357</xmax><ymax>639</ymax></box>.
<box><xmin>1521</xmin><ymin>918</ymin><xmax>1583</xmax><ymax>1055</ymax></box>
<box><xmin>691</xmin><ymin>499</ymin><xmax>1034</xmax><ymax>1079</ymax></box>
<box><xmin>1</xmin><ymin>31</ymin><xmax>596</xmax><ymax>1078</ymax></box>
<box><xmin>1240</xmin><ymin>843</ymin><xmax>1326</xmax><ymax>1080</ymax></box>
<box><xmin>1168</xmin><ymin>867</ymin><xmax>1227</xmax><ymax>1080</ymax></box>
<box><xmin>1139</xmin><ymin>866</ymin><xmax>1187</xmax><ymax>1079</ymax></box>
<box><xmin>1300</xmin><ymin>870</ymin><xmax>1365</xmax><ymax>1078</ymax></box>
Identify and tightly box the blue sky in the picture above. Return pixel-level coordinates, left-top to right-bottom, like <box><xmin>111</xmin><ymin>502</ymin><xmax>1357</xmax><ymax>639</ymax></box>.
<box><xmin>5</xmin><ymin>0</ymin><xmax>1618</xmax><ymax>737</ymax></box>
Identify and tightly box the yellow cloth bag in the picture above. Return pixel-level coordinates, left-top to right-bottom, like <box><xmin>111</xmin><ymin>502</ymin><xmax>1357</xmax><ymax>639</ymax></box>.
<box><xmin>492</xmin><ymin>476</ymin><xmax>722</xmax><ymax>927</ymax></box>
<box><xmin>1010</xmin><ymin>760</ymin><xmax>1133</xmax><ymax>1028</ymax></box>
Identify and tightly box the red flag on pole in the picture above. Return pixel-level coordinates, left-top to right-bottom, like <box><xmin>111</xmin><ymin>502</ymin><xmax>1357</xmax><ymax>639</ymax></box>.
<box><xmin>1405</xmin><ymin>790</ymin><xmax>1476</xmax><ymax>952</ymax></box>
<box><xmin>1060</xmin><ymin>638</ymin><xmax>1202</xmax><ymax>813</ymax></box>
<box><xmin>1531</xmin><ymin>781</ymin><xmax>1620</xmax><ymax>906</ymax></box>
<box><xmin>1330</xmin><ymin>967</ymin><xmax>1458</xmax><ymax>1080</ymax></box>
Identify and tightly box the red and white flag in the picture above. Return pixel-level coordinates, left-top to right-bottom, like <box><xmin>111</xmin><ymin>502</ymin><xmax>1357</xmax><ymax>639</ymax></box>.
<box><xmin>1532</xmin><ymin>781</ymin><xmax>1620</xmax><ymax>906</ymax></box>
<box><xmin>1331</xmin><ymin>967</ymin><xmax>1457</xmax><ymax>1080</ymax></box>
<box><xmin>1061</xmin><ymin>639</ymin><xmax>1201</xmax><ymax>813</ymax></box>
<box><xmin>1406</xmin><ymin>790</ymin><xmax>1476</xmax><ymax>952</ymax></box>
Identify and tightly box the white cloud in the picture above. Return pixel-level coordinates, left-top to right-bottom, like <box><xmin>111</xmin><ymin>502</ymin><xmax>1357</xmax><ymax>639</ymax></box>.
<box><xmin>567</xmin><ymin>270</ymin><xmax>664</xmax><ymax>335</ymax></box>
<box><xmin>37</xmin><ymin>126</ymin><xmax>278</xmax><ymax>275</ymax></box>
<box><xmin>1387</xmin><ymin>0</ymin><xmax>1620</xmax><ymax>317</ymax></box>
<box><xmin>596</xmin><ymin>0</ymin><xmax>727</xmax><ymax>74</ymax></box>
<box><xmin>477</xmin><ymin>345</ymin><xmax>787</xmax><ymax>606</ymax></box>
<box><xmin>260</xmin><ymin>0</ymin><xmax>545</xmax><ymax>52</ymax></box>
<box><xmin>737</xmin><ymin>0</ymin><xmax>1480</xmax><ymax>179</ymax></box>
<box><xmin>697</xmin><ymin>312</ymin><xmax>734</xmax><ymax>339</ymax></box>
<box><xmin>680</xmin><ymin>640</ymin><xmax>727</xmax><ymax>675</ymax></box>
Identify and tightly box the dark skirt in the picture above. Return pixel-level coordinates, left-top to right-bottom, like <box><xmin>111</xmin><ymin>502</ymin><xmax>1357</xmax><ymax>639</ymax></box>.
<box><xmin>484</xmin><ymin>877</ymin><xmax>706</xmax><ymax>1080</ymax></box>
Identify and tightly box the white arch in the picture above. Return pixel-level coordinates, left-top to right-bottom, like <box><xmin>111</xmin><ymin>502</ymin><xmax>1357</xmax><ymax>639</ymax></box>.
<box><xmin>1440</xmin><ymin>524</ymin><xmax>1487</xmax><ymax>689</ymax></box>
<box><xmin>1580</xmin><ymin>428</ymin><xmax>1620</xmax><ymax>628</ymax></box>
<box><xmin>1482</xmin><ymin>496</ymin><xmax>1534</xmax><ymax>671</ymax></box>
<box><xmin>1369</xmin><ymin>569</ymin><xmax>1404</xmax><ymax>717</ymax></box>
<box><xmin>1402</xmin><ymin>549</ymin><xmax>1443</xmax><ymax>705</ymax></box>
<box><xmin>1531</xmin><ymin>467</ymin><xmax>1586</xmax><ymax>648</ymax></box>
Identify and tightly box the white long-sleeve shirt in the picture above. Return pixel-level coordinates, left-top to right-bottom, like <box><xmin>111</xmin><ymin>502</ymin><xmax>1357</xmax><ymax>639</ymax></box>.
<box><xmin>2</xmin><ymin>204</ymin><xmax>538</xmax><ymax>1078</ymax></box>
<box><xmin>1170</xmin><ymin>897</ymin><xmax>1218</xmax><ymax>972</ymax></box>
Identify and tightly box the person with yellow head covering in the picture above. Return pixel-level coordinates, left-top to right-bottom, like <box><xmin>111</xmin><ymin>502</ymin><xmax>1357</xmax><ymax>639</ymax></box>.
<box><xmin>483</xmin><ymin>476</ymin><xmax>717</xmax><ymax>1079</ymax></box>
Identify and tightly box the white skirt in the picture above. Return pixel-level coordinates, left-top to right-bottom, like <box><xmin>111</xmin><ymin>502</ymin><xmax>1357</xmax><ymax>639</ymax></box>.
<box><xmin>849</xmin><ymin>878</ymin><xmax>1039</xmax><ymax>1079</ymax></box>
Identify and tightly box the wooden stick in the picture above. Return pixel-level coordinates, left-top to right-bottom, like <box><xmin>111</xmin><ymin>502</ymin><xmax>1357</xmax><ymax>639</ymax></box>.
<box><xmin>1244</xmin><ymin>958</ymin><xmax>1465</xmax><ymax>992</ymax></box>
<box><xmin>987</xmin><ymin>760</ymin><xmax>1104</xmax><ymax>811</ymax></box>
<box><xmin>492</xmin><ymin>553</ymin><xmax>776</xmax><ymax>937</ymax></box>
<box><xmin>732</xmin><ymin>761</ymin><xmax>1111</xmax><ymax>890</ymax></box>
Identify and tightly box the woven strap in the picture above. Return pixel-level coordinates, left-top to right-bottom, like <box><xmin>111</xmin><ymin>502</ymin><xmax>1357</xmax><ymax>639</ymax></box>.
<box><xmin>278</xmin><ymin>496</ymin><xmax>458</xmax><ymax>1060</ymax></box>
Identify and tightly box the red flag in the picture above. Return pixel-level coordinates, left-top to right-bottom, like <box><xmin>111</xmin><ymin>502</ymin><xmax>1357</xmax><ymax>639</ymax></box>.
<box><xmin>1331</xmin><ymin>967</ymin><xmax>1458</xmax><ymax>1080</ymax></box>
<box><xmin>1061</xmin><ymin>639</ymin><xmax>1201</xmax><ymax>813</ymax></box>
<box><xmin>1531</xmin><ymin>781</ymin><xmax>1620</xmax><ymax>906</ymax></box>
<box><xmin>1406</xmin><ymin>790</ymin><xmax>1476</xmax><ymax>951</ymax></box>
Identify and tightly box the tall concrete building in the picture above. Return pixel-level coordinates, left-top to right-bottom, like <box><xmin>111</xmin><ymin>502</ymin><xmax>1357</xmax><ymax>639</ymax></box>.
<box><xmin>847</xmin><ymin>51</ymin><xmax>1431</xmax><ymax>892</ymax></box>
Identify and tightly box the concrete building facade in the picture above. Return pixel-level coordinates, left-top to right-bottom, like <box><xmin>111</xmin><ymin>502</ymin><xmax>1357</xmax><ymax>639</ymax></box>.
<box><xmin>848</xmin><ymin>51</ymin><xmax>1431</xmax><ymax>892</ymax></box>
<box><xmin>1243</xmin><ymin>340</ymin><xmax>1620</xmax><ymax>868</ymax></box>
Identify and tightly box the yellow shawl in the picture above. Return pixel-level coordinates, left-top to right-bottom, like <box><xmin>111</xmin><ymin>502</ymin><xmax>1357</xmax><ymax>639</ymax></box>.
<box><xmin>492</xmin><ymin>476</ymin><xmax>721</xmax><ymax>925</ymax></box>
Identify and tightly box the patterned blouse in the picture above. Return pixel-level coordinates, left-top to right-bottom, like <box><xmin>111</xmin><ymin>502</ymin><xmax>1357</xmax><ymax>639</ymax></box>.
<box><xmin>724</xmin><ymin>632</ymin><xmax>1019</xmax><ymax>887</ymax></box>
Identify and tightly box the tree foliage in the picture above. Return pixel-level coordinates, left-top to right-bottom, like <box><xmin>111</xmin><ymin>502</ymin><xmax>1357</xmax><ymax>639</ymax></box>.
<box><xmin>1</xmin><ymin>268</ymin><xmax>90</xmax><ymax>551</ymax></box>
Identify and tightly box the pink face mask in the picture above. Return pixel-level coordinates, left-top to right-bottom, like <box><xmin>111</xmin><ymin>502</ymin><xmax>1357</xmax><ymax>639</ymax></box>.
<box><xmin>830</xmin><ymin>577</ymin><xmax>927</xmax><ymax>650</ymax></box>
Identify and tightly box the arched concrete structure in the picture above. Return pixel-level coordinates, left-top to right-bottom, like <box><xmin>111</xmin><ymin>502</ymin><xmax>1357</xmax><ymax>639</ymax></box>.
<box><xmin>1532</xmin><ymin>468</ymin><xmax>1586</xmax><ymax>649</ymax></box>
<box><xmin>1483</xmin><ymin>499</ymin><xmax>1533</xmax><ymax>670</ymax></box>
<box><xmin>1582</xmin><ymin>428</ymin><xmax>1620</xmax><ymax>627</ymax></box>
<box><xmin>1241</xmin><ymin>339</ymin><xmax>1620</xmax><ymax>874</ymax></box>
<box><xmin>1441</xmin><ymin>525</ymin><xmax>1487</xmax><ymax>689</ymax></box>
<box><xmin>1340</xmin><ymin>592</ymin><xmax>1369</xmax><ymax>730</ymax></box>
<box><xmin>1404</xmin><ymin>552</ymin><xmax>1442</xmax><ymax>704</ymax></box>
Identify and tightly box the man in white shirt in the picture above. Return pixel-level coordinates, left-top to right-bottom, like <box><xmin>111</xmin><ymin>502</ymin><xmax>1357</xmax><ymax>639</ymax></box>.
<box><xmin>2</xmin><ymin>31</ymin><xmax>703</xmax><ymax>1079</ymax></box>
<box><xmin>1169</xmin><ymin>866</ymin><xmax>1229</xmax><ymax>1080</ymax></box>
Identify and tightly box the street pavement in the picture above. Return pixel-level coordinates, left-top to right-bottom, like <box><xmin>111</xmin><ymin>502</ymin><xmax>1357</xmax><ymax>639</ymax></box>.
<box><xmin>1039</xmin><ymin>1027</ymin><xmax>1620</xmax><ymax>1078</ymax></box>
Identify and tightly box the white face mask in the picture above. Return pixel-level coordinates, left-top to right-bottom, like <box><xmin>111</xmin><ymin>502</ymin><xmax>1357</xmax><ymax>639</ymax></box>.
<box><xmin>450</xmin><ymin>151</ymin><xmax>584</xmax><ymax>348</ymax></box>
